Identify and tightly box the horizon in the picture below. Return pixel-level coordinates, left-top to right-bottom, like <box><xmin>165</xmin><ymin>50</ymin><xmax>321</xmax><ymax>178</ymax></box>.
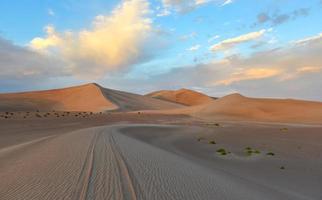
<box><xmin>1</xmin><ymin>0</ymin><xmax>322</xmax><ymax>100</ymax></box>
<box><xmin>1</xmin><ymin>81</ymin><xmax>321</xmax><ymax>102</ymax></box>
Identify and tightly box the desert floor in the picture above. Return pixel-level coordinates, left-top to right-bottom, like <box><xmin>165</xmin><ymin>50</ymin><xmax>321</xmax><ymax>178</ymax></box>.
<box><xmin>0</xmin><ymin>112</ymin><xmax>322</xmax><ymax>200</ymax></box>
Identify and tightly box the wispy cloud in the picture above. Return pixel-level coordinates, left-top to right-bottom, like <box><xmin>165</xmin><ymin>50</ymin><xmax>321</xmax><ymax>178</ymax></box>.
<box><xmin>214</xmin><ymin>68</ymin><xmax>281</xmax><ymax>85</ymax></box>
<box><xmin>48</xmin><ymin>9</ymin><xmax>55</xmax><ymax>16</ymax></box>
<box><xmin>222</xmin><ymin>0</ymin><xmax>233</xmax><ymax>6</ymax></box>
<box><xmin>210</xmin><ymin>29</ymin><xmax>266</xmax><ymax>52</ymax></box>
<box><xmin>187</xmin><ymin>44</ymin><xmax>201</xmax><ymax>51</ymax></box>
<box><xmin>254</xmin><ymin>8</ymin><xmax>310</xmax><ymax>27</ymax></box>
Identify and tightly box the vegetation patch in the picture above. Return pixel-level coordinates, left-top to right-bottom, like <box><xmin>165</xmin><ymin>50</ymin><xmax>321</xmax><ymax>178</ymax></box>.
<box><xmin>244</xmin><ymin>147</ymin><xmax>261</xmax><ymax>156</ymax></box>
<box><xmin>280</xmin><ymin>128</ymin><xmax>288</xmax><ymax>132</ymax></box>
<box><xmin>216</xmin><ymin>148</ymin><xmax>230</xmax><ymax>156</ymax></box>
<box><xmin>208</xmin><ymin>140</ymin><xmax>216</xmax><ymax>144</ymax></box>
<box><xmin>266</xmin><ymin>152</ymin><xmax>275</xmax><ymax>156</ymax></box>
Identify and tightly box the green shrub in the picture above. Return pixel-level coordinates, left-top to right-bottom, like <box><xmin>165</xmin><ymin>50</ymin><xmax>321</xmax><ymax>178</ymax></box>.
<box><xmin>209</xmin><ymin>140</ymin><xmax>216</xmax><ymax>144</ymax></box>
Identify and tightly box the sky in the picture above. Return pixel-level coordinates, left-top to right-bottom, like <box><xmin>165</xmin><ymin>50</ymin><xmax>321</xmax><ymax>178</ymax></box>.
<box><xmin>0</xmin><ymin>0</ymin><xmax>322</xmax><ymax>100</ymax></box>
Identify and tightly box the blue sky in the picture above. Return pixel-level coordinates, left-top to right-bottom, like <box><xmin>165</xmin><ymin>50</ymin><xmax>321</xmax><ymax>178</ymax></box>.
<box><xmin>0</xmin><ymin>0</ymin><xmax>322</xmax><ymax>100</ymax></box>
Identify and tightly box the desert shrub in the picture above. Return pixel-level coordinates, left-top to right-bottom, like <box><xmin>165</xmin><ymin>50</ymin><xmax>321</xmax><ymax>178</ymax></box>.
<box><xmin>216</xmin><ymin>148</ymin><xmax>230</xmax><ymax>155</ymax></box>
<box><xmin>280</xmin><ymin>128</ymin><xmax>288</xmax><ymax>132</ymax></box>
<box><xmin>266</xmin><ymin>152</ymin><xmax>275</xmax><ymax>156</ymax></box>
<box><xmin>209</xmin><ymin>140</ymin><xmax>216</xmax><ymax>144</ymax></box>
<box><xmin>280</xmin><ymin>166</ymin><xmax>285</xmax><ymax>170</ymax></box>
<box><xmin>197</xmin><ymin>137</ymin><xmax>204</xmax><ymax>141</ymax></box>
<box><xmin>35</xmin><ymin>114</ymin><xmax>42</xmax><ymax>118</ymax></box>
<box><xmin>254</xmin><ymin>150</ymin><xmax>261</xmax><ymax>154</ymax></box>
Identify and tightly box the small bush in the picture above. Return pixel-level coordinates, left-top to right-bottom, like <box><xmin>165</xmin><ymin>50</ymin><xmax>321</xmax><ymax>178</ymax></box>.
<box><xmin>280</xmin><ymin>166</ymin><xmax>285</xmax><ymax>170</ymax></box>
<box><xmin>209</xmin><ymin>140</ymin><xmax>216</xmax><ymax>144</ymax></box>
<box><xmin>266</xmin><ymin>152</ymin><xmax>275</xmax><ymax>156</ymax></box>
<box><xmin>216</xmin><ymin>148</ymin><xmax>230</xmax><ymax>155</ymax></box>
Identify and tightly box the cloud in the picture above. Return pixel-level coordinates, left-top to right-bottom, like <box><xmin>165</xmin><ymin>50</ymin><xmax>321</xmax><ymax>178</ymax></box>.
<box><xmin>222</xmin><ymin>0</ymin><xmax>233</xmax><ymax>6</ymax></box>
<box><xmin>187</xmin><ymin>44</ymin><xmax>201</xmax><ymax>51</ymax></box>
<box><xmin>160</xmin><ymin>0</ymin><xmax>231</xmax><ymax>14</ymax></box>
<box><xmin>293</xmin><ymin>32</ymin><xmax>322</xmax><ymax>45</ymax></box>
<box><xmin>208</xmin><ymin>35</ymin><xmax>220</xmax><ymax>43</ymax></box>
<box><xmin>0</xmin><ymin>36</ymin><xmax>70</xmax><ymax>91</ymax></box>
<box><xmin>48</xmin><ymin>9</ymin><xmax>55</xmax><ymax>16</ymax></box>
<box><xmin>214</xmin><ymin>68</ymin><xmax>281</xmax><ymax>85</ymax></box>
<box><xmin>210</xmin><ymin>29</ymin><xmax>266</xmax><ymax>52</ymax></box>
<box><xmin>255</xmin><ymin>8</ymin><xmax>310</xmax><ymax>26</ymax></box>
<box><xmin>118</xmin><ymin>32</ymin><xmax>322</xmax><ymax>100</ymax></box>
<box><xmin>30</xmin><ymin>0</ymin><xmax>159</xmax><ymax>79</ymax></box>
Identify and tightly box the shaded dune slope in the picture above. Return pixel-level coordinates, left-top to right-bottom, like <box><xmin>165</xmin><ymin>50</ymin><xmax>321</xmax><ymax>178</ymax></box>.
<box><xmin>99</xmin><ymin>87</ymin><xmax>184</xmax><ymax>112</ymax></box>
<box><xmin>0</xmin><ymin>83</ymin><xmax>182</xmax><ymax>112</ymax></box>
<box><xmin>146</xmin><ymin>88</ymin><xmax>214</xmax><ymax>106</ymax></box>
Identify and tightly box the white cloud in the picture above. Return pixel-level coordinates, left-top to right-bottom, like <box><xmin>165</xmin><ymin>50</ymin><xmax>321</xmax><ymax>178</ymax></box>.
<box><xmin>208</xmin><ymin>35</ymin><xmax>220</xmax><ymax>43</ymax></box>
<box><xmin>187</xmin><ymin>44</ymin><xmax>201</xmax><ymax>51</ymax></box>
<box><xmin>30</xmin><ymin>0</ymin><xmax>158</xmax><ymax>79</ymax></box>
<box><xmin>48</xmin><ymin>9</ymin><xmax>55</xmax><ymax>16</ymax></box>
<box><xmin>210</xmin><ymin>29</ymin><xmax>266</xmax><ymax>52</ymax></box>
<box><xmin>222</xmin><ymin>0</ymin><xmax>233</xmax><ymax>6</ymax></box>
<box><xmin>293</xmin><ymin>33</ymin><xmax>322</xmax><ymax>45</ymax></box>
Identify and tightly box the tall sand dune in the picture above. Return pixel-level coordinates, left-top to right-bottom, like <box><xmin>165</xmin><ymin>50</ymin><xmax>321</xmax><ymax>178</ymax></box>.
<box><xmin>0</xmin><ymin>83</ymin><xmax>182</xmax><ymax>112</ymax></box>
<box><xmin>191</xmin><ymin>93</ymin><xmax>322</xmax><ymax>124</ymax></box>
<box><xmin>146</xmin><ymin>88</ymin><xmax>214</xmax><ymax>106</ymax></box>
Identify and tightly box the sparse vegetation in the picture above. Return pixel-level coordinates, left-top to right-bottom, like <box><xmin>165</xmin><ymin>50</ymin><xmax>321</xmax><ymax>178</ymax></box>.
<box><xmin>216</xmin><ymin>148</ymin><xmax>230</xmax><ymax>156</ymax></box>
<box><xmin>280</xmin><ymin>128</ymin><xmax>288</xmax><ymax>132</ymax></box>
<box><xmin>244</xmin><ymin>147</ymin><xmax>261</xmax><ymax>156</ymax></box>
<box><xmin>209</xmin><ymin>140</ymin><xmax>216</xmax><ymax>144</ymax></box>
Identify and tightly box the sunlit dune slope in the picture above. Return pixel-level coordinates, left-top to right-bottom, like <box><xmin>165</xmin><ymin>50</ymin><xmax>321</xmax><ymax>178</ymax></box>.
<box><xmin>0</xmin><ymin>83</ymin><xmax>183</xmax><ymax>112</ymax></box>
<box><xmin>191</xmin><ymin>93</ymin><xmax>322</xmax><ymax>124</ymax></box>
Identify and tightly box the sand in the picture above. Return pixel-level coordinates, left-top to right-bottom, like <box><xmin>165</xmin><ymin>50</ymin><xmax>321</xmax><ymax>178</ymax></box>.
<box><xmin>1</xmin><ymin>84</ymin><xmax>322</xmax><ymax>199</ymax></box>
<box><xmin>0</xmin><ymin>83</ymin><xmax>182</xmax><ymax>112</ymax></box>
<box><xmin>1</xmin><ymin>117</ymin><xmax>322</xmax><ymax>199</ymax></box>
<box><xmin>146</xmin><ymin>88</ymin><xmax>215</xmax><ymax>106</ymax></box>
<box><xmin>192</xmin><ymin>93</ymin><xmax>322</xmax><ymax>124</ymax></box>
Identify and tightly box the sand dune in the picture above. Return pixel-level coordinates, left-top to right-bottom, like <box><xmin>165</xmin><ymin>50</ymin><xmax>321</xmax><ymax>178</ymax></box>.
<box><xmin>100</xmin><ymin>87</ymin><xmax>183</xmax><ymax>111</ymax></box>
<box><xmin>146</xmin><ymin>88</ymin><xmax>215</xmax><ymax>106</ymax></box>
<box><xmin>191</xmin><ymin>93</ymin><xmax>322</xmax><ymax>124</ymax></box>
<box><xmin>0</xmin><ymin>83</ymin><xmax>182</xmax><ymax>112</ymax></box>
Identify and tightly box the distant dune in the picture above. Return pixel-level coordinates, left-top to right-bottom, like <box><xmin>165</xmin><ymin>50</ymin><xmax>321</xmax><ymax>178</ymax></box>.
<box><xmin>190</xmin><ymin>93</ymin><xmax>322</xmax><ymax>124</ymax></box>
<box><xmin>146</xmin><ymin>88</ymin><xmax>215</xmax><ymax>106</ymax></box>
<box><xmin>0</xmin><ymin>83</ymin><xmax>182</xmax><ymax>112</ymax></box>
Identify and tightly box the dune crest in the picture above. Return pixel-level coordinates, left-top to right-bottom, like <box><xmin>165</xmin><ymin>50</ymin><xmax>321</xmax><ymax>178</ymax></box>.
<box><xmin>146</xmin><ymin>88</ymin><xmax>215</xmax><ymax>106</ymax></box>
<box><xmin>0</xmin><ymin>83</ymin><xmax>182</xmax><ymax>112</ymax></box>
<box><xmin>192</xmin><ymin>93</ymin><xmax>322</xmax><ymax>124</ymax></box>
